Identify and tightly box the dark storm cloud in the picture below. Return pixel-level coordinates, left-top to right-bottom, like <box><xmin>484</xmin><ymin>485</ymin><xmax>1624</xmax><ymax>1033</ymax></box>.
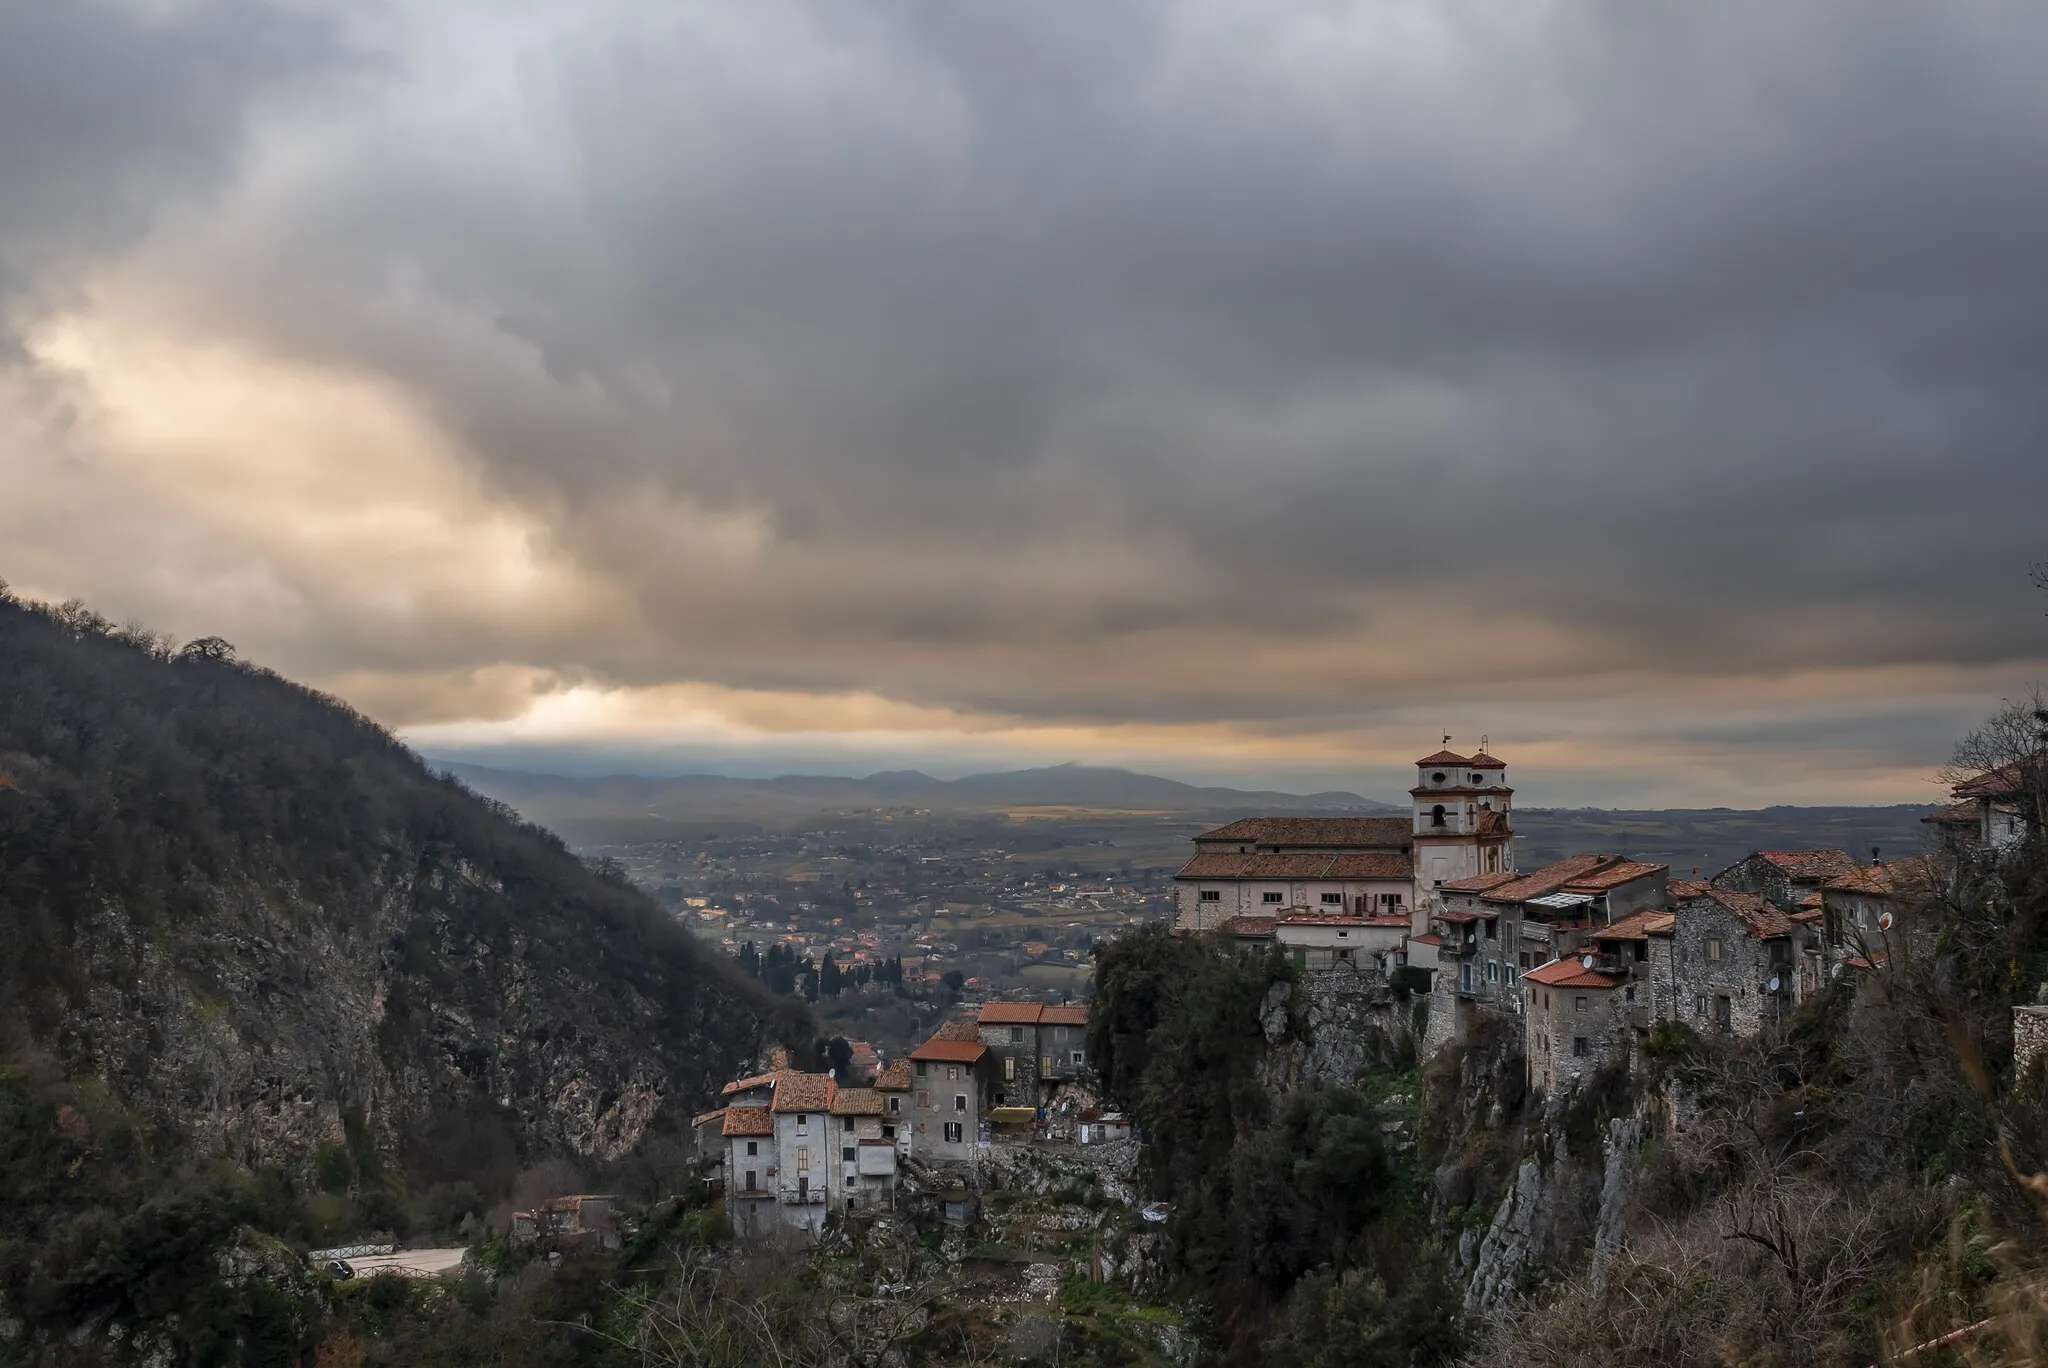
<box><xmin>0</xmin><ymin>0</ymin><xmax>343</xmax><ymax>342</ymax></box>
<box><xmin>4</xmin><ymin>0</ymin><xmax>2046</xmax><ymax>775</ymax></box>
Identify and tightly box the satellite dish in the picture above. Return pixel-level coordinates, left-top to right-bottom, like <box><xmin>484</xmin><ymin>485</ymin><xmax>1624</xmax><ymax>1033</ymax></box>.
<box><xmin>1767</xmin><ymin>976</ymin><xmax>1781</xmax><ymax>993</ymax></box>
<box><xmin>1877</xmin><ymin>911</ymin><xmax>1894</xmax><ymax>933</ymax></box>
<box><xmin>1580</xmin><ymin>954</ymin><xmax>1595</xmax><ymax>970</ymax></box>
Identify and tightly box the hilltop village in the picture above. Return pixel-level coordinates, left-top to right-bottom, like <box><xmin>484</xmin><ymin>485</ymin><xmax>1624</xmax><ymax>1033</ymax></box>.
<box><xmin>695</xmin><ymin>738</ymin><xmax>2038</xmax><ymax>1247</ymax></box>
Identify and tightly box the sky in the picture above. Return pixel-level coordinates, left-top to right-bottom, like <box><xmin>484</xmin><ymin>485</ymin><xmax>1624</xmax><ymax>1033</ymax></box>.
<box><xmin>2</xmin><ymin>1</ymin><xmax>2045</xmax><ymax>808</ymax></box>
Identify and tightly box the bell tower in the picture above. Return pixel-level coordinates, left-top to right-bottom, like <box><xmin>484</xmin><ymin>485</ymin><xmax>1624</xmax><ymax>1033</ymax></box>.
<box><xmin>1410</xmin><ymin>735</ymin><xmax>1515</xmax><ymax>902</ymax></box>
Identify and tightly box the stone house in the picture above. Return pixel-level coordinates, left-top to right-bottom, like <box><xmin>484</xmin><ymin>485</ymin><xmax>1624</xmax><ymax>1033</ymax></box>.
<box><xmin>768</xmin><ymin>1072</ymin><xmax>834</xmax><ymax>1242</ymax></box>
<box><xmin>1821</xmin><ymin>856</ymin><xmax>1942</xmax><ymax>968</ymax></box>
<box><xmin>1523</xmin><ymin>957</ymin><xmax>1631</xmax><ymax>1094</ymax></box>
<box><xmin>909</xmin><ymin>1021</ymin><xmax>989</xmax><ymax>1164</ymax></box>
<box><xmin>1710</xmin><ymin>849</ymin><xmax>1859</xmax><ymax>915</ymax></box>
<box><xmin>716</xmin><ymin>1069</ymin><xmax>840</xmax><ymax>1245</ymax></box>
<box><xmin>825</xmin><ymin>1086</ymin><xmax>897</xmax><ymax>1213</ymax></box>
<box><xmin>722</xmin><ymin>1103</ymin><xmax>778</xmax><ymax>1241</ymax></box>
<box><xmin>975</xmin><ymin>1001</ymin><xmax>1092</xmax><ymax>1107</ymax></box>
<box><xmin>1037</xmin><ymin>1003</ymin><xmax>1091</xmax><ymax>1098</ymax></box>
<box><xmin>874</xmin><ymin>1059</ymin><xmax>913</xmax><ymax>1153</ymax></box>
<box><xmin>1658</xmin><ymin>888</ymin><xmax>1796</xmax><ymax>1037</ymax></box>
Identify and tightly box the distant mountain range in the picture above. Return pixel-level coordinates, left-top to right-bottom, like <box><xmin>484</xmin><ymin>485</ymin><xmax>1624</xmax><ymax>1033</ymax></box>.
<box><xmin>432</xmin><ymin>760</ymin><xmax>1401</xmax><ymax>841</ymax></box>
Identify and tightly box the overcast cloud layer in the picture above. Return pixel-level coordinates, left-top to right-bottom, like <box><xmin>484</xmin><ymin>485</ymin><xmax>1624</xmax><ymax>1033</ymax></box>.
<box><xmin>3</xmin><ymin>0</ymin><xmax>2045</xmax><ymax>805</ymax></box>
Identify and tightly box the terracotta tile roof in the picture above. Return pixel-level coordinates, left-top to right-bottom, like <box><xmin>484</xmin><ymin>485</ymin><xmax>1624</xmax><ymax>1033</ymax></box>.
<box><xmin>874</xmin><ymin>1060</ymin><xmax>913</xmax><ymax>1090</ymax></box>
<box><xmin>1411</xmin><ymin>933</ymin><xmax>1442</xmax><ymax>946</ymax></box>
<box><xmin>1754</xmin><ymin>849</ymin><xmax>1860</xmax><ymax>881</ymax></box>
<box><xmin>1922</xmin><ymin>800</ymin><xmax>1981</xmax><ymax>826</ymax></box>
<box><xmin>910</xmin><ymin>1038</ymin><xmax>987</xmax><ymax>1064</ymax></box>
<box><xmin>1414</xmin><ymin>749</ymin><xmax>1471</xmax><ymax>767</ymax></box>
<box><xmin>1435</xmin><ymin>909</ymin><xmax>1488</xmax><ymax>924</ymax></box>
<box><xmin>1790</xmin><ymin>908</ymin><xmax>1824</xmax><ymax>925</ymax></box>
<box><xmin>1825</xmin><ymin>856</ymin><xmax>1938</xmax><ymax>899</ymax></box>
<box><xmin>1466</xmin><ymin>751</ymin><xmax>1506</xmax><ymax>769</ymax></box>
<box><xmin>1220</xmin><ymin>916</ymin><xmax>1278</xmax><ymax>937</ymax></box>
<box><xmin>829</xmin><ymin>1088</ymin><xmax>885</xmax><ymax>1116</ymax></box>
<box><xmin>1952</xmin><ymin>758</ymin><xmax>2041</xmax><ymax>799</ymax></box>
<box><xmin>1668</xmin><ymin>879</ymin><xmax>1711</xmax><ymax>900</ymax></box>
<box><xmin>1323</xmin><ymin>853</ymin><xmax>1414</xmax><ymax>879</ymax></box>
<box><xmin>978</xmin><ymin>1001</ymin><xmax>1044</xmax><ymax>1025</ymax></box>
<box><xmin>1040</xmin><ymin>1004</ymin><xmax>1089</xmax><ymax>1026</ymax></box>
<box><xmin>1192</xmin><ymin>817</ymin><xmax>1413</xmax><ymax>849</ymax></box>
<box><xmin>1442</xmin><ymin>871</ymin><xmax>1519</xmax><ymax>893</ymax></box>
<box><xmin>692</xmin><ymin>1108</ymin><xmax>727</xmax><ymax>1129</ymax></box>
<box><xmin>770</xmin><ymin>1073</ymin><xmax>834</xmax><ymax>1113</ymax></box>
<box><xmin>1176</xmin><ymin>850</ymin><xmax>1412</xmax><ymax>880</ymax></box>
<box><xmin>1593</xmin><ymin>909</ymin><xmax>1668</xmax><ymax>941</ymax></box>
<box><xmin>722</xmin><ymin>1105</ymin><xmax>773</xmax><ymax>1137</ymax></box>
<box><xmin>1523</xmin><ymin>958</ymin><xmax>1623</xmax><ymax>989</ymax></box>
<box><xmin>1563</xmin><ymin>860</ymin><xmax>1667</xmax><ymax>892</ymax></box>
<box><xmin>721</xmin><ymin>1071</ymin><xmax>779</xmax><ymax>1096</ymax></box>
<box><xmin>933</xmin><ymin>1018</ymin><xmax>982</xmax><ymax>1043</ymax></box>
<box><xmin>1681</xmin><ymin>887</ymin><xmax>1793</xmax><ymax>939</ymax></box>
<box><xmin>1480</xmin><ymin>853</ymin><xmax>1628</xmax><ymax>904</ymax></box>
<box><xmin>1644</xmin><ymin>911</ymin><xmax>1675</xmax><ymax>935</ymax></box>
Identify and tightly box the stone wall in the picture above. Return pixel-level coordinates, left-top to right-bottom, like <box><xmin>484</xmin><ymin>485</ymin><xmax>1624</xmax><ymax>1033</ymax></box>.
<box><xmin>1666</xmin><ymin>899</ymin><xmax>1787</xmax><ymax>1037</ymax></box>
<box><xmin>2016</xmin><ymin>1005</ymin><xmax>2048</xmax><ymax>1080</ymax></box>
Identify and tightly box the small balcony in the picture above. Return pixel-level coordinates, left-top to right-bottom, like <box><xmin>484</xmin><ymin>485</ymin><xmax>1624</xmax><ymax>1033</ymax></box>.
<box><xmin>781</xmin><ymin>1186</ymin><xmax>826</xmax><ymax>1205</ymax></box>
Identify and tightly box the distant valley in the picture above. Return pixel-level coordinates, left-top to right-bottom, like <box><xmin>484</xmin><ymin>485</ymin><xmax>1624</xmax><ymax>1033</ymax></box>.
<box><xmin>438</xmin><ymin>759</ymin><xmax>1940</xmax><ymax>876</ymax></box>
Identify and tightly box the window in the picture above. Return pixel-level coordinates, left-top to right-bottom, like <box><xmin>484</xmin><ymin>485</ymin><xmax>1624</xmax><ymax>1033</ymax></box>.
<box><xmin>842</xmin><ymin>1146</ymin><xmax>855</xmax><ymax>1162</ymax></box>
<box><xmin>1004</xmin><ymin>1057</ymin><xmax>1016</xmax><ymax>1080</ymax></box>
<box><xmin>882</xmin><ymin>1123</ymin><xmax>895</xmax><ymax>1139</ymax></box>
<box><xmin>944</xmin><ymin>1122</ymin><xmax>963</xmax><ymax>1144</ymax></box>
<box><xmin>1321</xmin><ymin>892</ymin><xmax>1343</xmax><ymax>904</ymax></box>
<box><xmin>954</xmin><ymin>1094</ymin><xmax>967</xmax><ymax>1112</ymax></box>
<box><xmin>796</xmin><ymin>1147</ymin><xmax>809</xmax><ymax>1172</ymax></box>
<box><xmin>842</xmin><ymin>1117</ymin><xmax>854</xmax><ymax>1132</ymax></box>
<box><xmin>1484</xmin><ymin>919</ymin><xmax>1497</xmax><ymax>940</ymax></box>
<box><xmin>1009</xmin><ymin>1026</ymin><xmax>1024</xmax><ymax>1044</ymax></box>
<box><xmin>1470</xmin><ymin>774</ymin><xmax>1483</xmax><ymax>785</ymax></box>
<box><xmin>1431</xmin><ymin>771</ymin><xmax>1446</xmax><ymax>784</ymax></box>
<box><xmin>744</xmin><ymin>1169</ymin><xmax>757</xmax><ymax>1191</ymax></box>
<box><xmin>1071</xmin><ymin>1051</ymin><xmax>1084</xmax><ymax>1065</ymax></box>
<box><xmin>746</xmin><ymin>1141</ymin><xmax>758</xmax><ymax>1157</ymax></box>
<box><xmin>1263</xmin><ymin>891</ymin><xmax>1284</xmax><ymax>904</ymax></box>
<box><xmin>1574</xmin><ymin>996</ymin><xmax>1587</xmax><ymax>1012</ymax></box>
<box><xmin>1625</xmin><ymin>985</ymin><xmax>1636</xmax><ymax>1002</ymax></box>
<box><xmin>916</xmin><ymin>1060</ymin><xmax>927</xmax><ymax>1078</ymax></box>
<box><xmin>1706</xmin><ymin>939</ymin><xmax>1723</xmax><ymax>963</ymax></box>
<box><xmin>916</xmin><ymin>1090</ymin><xmax>929</xmax><ymax>1108</ymax></box>
<box><xmin>1573</xmin><ymin>1037</ymin><xmax>1589</xmax><ymax>1058</ymax></box>
<box><xmin>1484</xmin><ymin>961</ymin><xmax>1497</xmax><ymax>982</ymax></box>
<box><xmin>888</xmin><ymin>1095</ymin><xmax>900</xmax><ymax>1113</ymax></box>
<box><xmin>1694</xmin><ymin>996</ymin><xmax>1708</xmax><ymax>1017</ymax></box>
<box><xmin>1041</xmin><ymin>1055</ymin><xmax>1054</xmax><ymax>1073</ymax></box>
<box><xmin>796</xmin><ymin>1113</ymin><xmax>808</xmax><ymax>1133</ymax></box>
<box><xmin>1431</xmin><ymin>804</ymin><xmax>1446</xmax><ymax>828</ymax></box>
<box><xmin>1200</xmin><ymin>890</ymin><xmax>1221</xmax><ymax>902</ymax></box>
<box><xmin>1382</xmin><ymin>892</ymin><xmax>1403</xmax><ymax>907</ymax></box>
<box><xmin>947</xmin><ymin>1065</ymin><xmax>959</xmax><ymax>1081</ymax></box>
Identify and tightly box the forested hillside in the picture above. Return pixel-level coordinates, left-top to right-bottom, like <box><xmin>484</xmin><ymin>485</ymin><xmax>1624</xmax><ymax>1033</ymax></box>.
<box><xmin>0</xmin><ymin>587</ymin><xmax>806</xmax><ymax>1359</ymax></box>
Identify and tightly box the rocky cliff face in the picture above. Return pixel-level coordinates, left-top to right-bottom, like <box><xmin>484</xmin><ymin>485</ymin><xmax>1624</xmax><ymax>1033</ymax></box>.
<box><xmin>0</xmin><ymin>594</ymin><xmax>803</xmax><ymax>1185</ymax></box>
